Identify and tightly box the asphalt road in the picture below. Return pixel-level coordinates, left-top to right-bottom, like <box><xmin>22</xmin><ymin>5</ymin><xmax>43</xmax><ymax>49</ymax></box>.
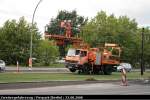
<box><xmin>0</xmin><ymin>81</ymin><xmax>149</xmax><ymax>95</ymax></box>
<box><xmin>5</xmin><ymin>66</ymin><xmax>70</xmax><ymax>73</ymax></box>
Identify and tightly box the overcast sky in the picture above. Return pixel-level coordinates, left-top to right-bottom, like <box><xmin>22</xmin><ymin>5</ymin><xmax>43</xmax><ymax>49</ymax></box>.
<box><xmin>0</xmin><ymin>0</ymin><xmax>150</xmax><ymax>34</ymax></box>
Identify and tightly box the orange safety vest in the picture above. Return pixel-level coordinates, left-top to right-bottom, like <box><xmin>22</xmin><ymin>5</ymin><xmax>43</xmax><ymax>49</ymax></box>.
<box><xmin>88</xmin><ymin>52</ymin><xmax>96</xmax><ymax>62</ymax></box>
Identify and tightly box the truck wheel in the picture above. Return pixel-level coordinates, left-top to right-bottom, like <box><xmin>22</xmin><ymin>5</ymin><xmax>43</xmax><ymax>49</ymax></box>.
<box><xmin>103</xmin><ymin>65</ymin><xmax>112</xmax><ymax>75</ymax></box>
<box><xmin>83</xmin><ymin>63</ymin><xmax>91</xmax><ymax>74</ymax></box>
<box><xmin>78</xmin><ymin>70</ymin><xmax>82</xmax><ymax>74</ymax></box>
<box><xmin>93</xmin><ymin>68</ymin><xmax>100</xmax><ymax>75</ymax></box>
<box><xmin>69</xmin><ymin>68</ymin><xmax>76</xmax><ymax>72</ymax></box>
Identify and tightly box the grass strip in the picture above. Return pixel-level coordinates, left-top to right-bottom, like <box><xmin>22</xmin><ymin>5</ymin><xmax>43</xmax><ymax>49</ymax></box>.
<box><xmin>0</xmin><ymin>72</ymin><xmax>149</xmax><ymax>83</ymax></box>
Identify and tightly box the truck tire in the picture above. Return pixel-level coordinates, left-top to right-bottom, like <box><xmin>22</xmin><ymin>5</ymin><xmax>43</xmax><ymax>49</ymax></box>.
<box><xmin>93</xmin><ymin>68</ymin><xmax>100</xmax><ymax>75</ymax></box>
<box><xmin>103</xmin><ymin>65</ymin><xmax>112</xmax><ymax>75</ymax></box>
<box><xmin>82</xmin><ymin>63</ymin><xmax>91</xmax><ymax>74</ymax></box>
<box><xmin>69</xmin><ymin>68</ymin><xmax>76</xmax><ymax>72</ymax></box>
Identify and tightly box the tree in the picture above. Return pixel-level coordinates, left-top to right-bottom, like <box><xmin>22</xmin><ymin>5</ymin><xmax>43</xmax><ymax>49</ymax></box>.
<box><xmin>0</xmin><ymin>17</ymin><xmax>41</xmax><ymax>65</ymax></box>
<box><xmin>35</xmin><ymin>40</ymin><xmax>59</xmax><ymax>66</ymax></box>
<box><xmin>81</xmin><ymin>11</ymin><xmax>118</xmax><ymax>46</ymax></box>
<box><xmin>139</xmin><ymin>27</ymin><xmax>150</xmax><ymax>68</ymax></box>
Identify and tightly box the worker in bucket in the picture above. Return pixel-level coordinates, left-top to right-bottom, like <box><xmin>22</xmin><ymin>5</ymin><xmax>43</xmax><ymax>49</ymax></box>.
<box><xmin>118</xmin><ymin>64</ymin><xmax>128</xmax><ymax>86</ymax></box>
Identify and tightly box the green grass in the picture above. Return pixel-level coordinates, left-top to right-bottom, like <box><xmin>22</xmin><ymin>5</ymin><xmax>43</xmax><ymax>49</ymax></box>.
<box><xmin>0</xmin><ymin>72</ymin><xmax>150</xmax><ymax>83</ymax></box>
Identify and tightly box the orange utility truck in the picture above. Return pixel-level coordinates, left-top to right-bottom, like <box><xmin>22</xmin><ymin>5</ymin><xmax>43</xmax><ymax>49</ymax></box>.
<box><xmin>65</xmin><ymin>43</ymin><xmax>121</xmax><ymax>75</ymax></box>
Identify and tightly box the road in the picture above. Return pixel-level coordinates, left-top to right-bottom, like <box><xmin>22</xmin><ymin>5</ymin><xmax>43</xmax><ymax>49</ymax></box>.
<box><xmin>0</xmin><ymin>81</ymin><xmax>150</xmax><ymax>95</ymax></box>
<box><xmin>5</xmin><ymin>66</ymin><xmax>70</xmax><ymax>73</ymax></box>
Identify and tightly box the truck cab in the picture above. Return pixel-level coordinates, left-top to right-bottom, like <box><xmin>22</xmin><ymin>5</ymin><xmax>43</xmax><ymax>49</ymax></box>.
<box><xmin>65</xmin><ymin>48</ymin><xmax>88</xmax><ymax>72</ymax></box>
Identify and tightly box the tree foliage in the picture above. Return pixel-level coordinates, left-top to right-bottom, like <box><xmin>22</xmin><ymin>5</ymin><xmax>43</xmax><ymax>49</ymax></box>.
<box><xmin>0</xmin><ymin>17</ymin><xmax>41</xmax><ymax>65</ymax></box>
<box><xmin>0</xmin><ymin>17</ymin><xmax>60</xmax><ymax>66</ymax></box>
<box><xmin>34</xmin><ymin>40</ymin><xmax>59</xmax><ymax>66</ymax></box>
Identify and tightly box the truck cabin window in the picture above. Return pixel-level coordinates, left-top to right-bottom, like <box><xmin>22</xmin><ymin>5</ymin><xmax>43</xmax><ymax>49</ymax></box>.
<box><xmin>67</xmin><ymin>49</ymin><xmax>76</xmax><ymax>56</ymax></box>
<box><xmin>80</xmin><ymin>51</ymin><xmax>87</xmax><ymax>57</ymax></box>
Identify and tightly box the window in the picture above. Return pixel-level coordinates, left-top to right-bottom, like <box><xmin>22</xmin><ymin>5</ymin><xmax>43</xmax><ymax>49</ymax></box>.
<box><xmin>67</xmin><ymin>49</ymin><xmax>76</xmax><ymax>56</ymax></box>
<box><xmin>80</xmin><ymin>51</ymin><xmax>87</xmax><ymax>57</ymax></box>
<box><xmin>75</xmin><ymin>50</ymin><xmax>80</xmax><ymax>55</ymax></box>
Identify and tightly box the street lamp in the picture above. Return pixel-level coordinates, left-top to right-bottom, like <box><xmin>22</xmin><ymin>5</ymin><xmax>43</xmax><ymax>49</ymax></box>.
<box><xmin>29</xmin><ymin>0</ymin><xmax>43</xmax><ymax>70</ymax></box>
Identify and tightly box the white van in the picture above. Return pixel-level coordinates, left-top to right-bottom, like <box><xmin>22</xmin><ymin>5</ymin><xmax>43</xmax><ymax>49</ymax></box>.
<box><xmin>117</xmin><ymin>63</ymin><xmax>132</xmax><ymax>72</ymax></box>
<box><xmin>0</xmin><ymin>60</ymin><xmax>5</xmax><ymax>72</ymax></box>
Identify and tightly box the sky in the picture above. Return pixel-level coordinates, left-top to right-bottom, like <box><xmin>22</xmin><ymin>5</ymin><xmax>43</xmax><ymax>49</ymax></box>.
<box><xmin>0</xmin><ymin>0</ymin><xmax>150</xmax><ymax>35</ymax></box>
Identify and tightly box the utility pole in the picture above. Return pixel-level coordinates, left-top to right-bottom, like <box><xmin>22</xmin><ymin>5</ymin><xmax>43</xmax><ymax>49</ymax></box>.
<box><xmin>141</xmin><ymin>28</ymin><xmax>144</xmax><ymax>75</ymax></box>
